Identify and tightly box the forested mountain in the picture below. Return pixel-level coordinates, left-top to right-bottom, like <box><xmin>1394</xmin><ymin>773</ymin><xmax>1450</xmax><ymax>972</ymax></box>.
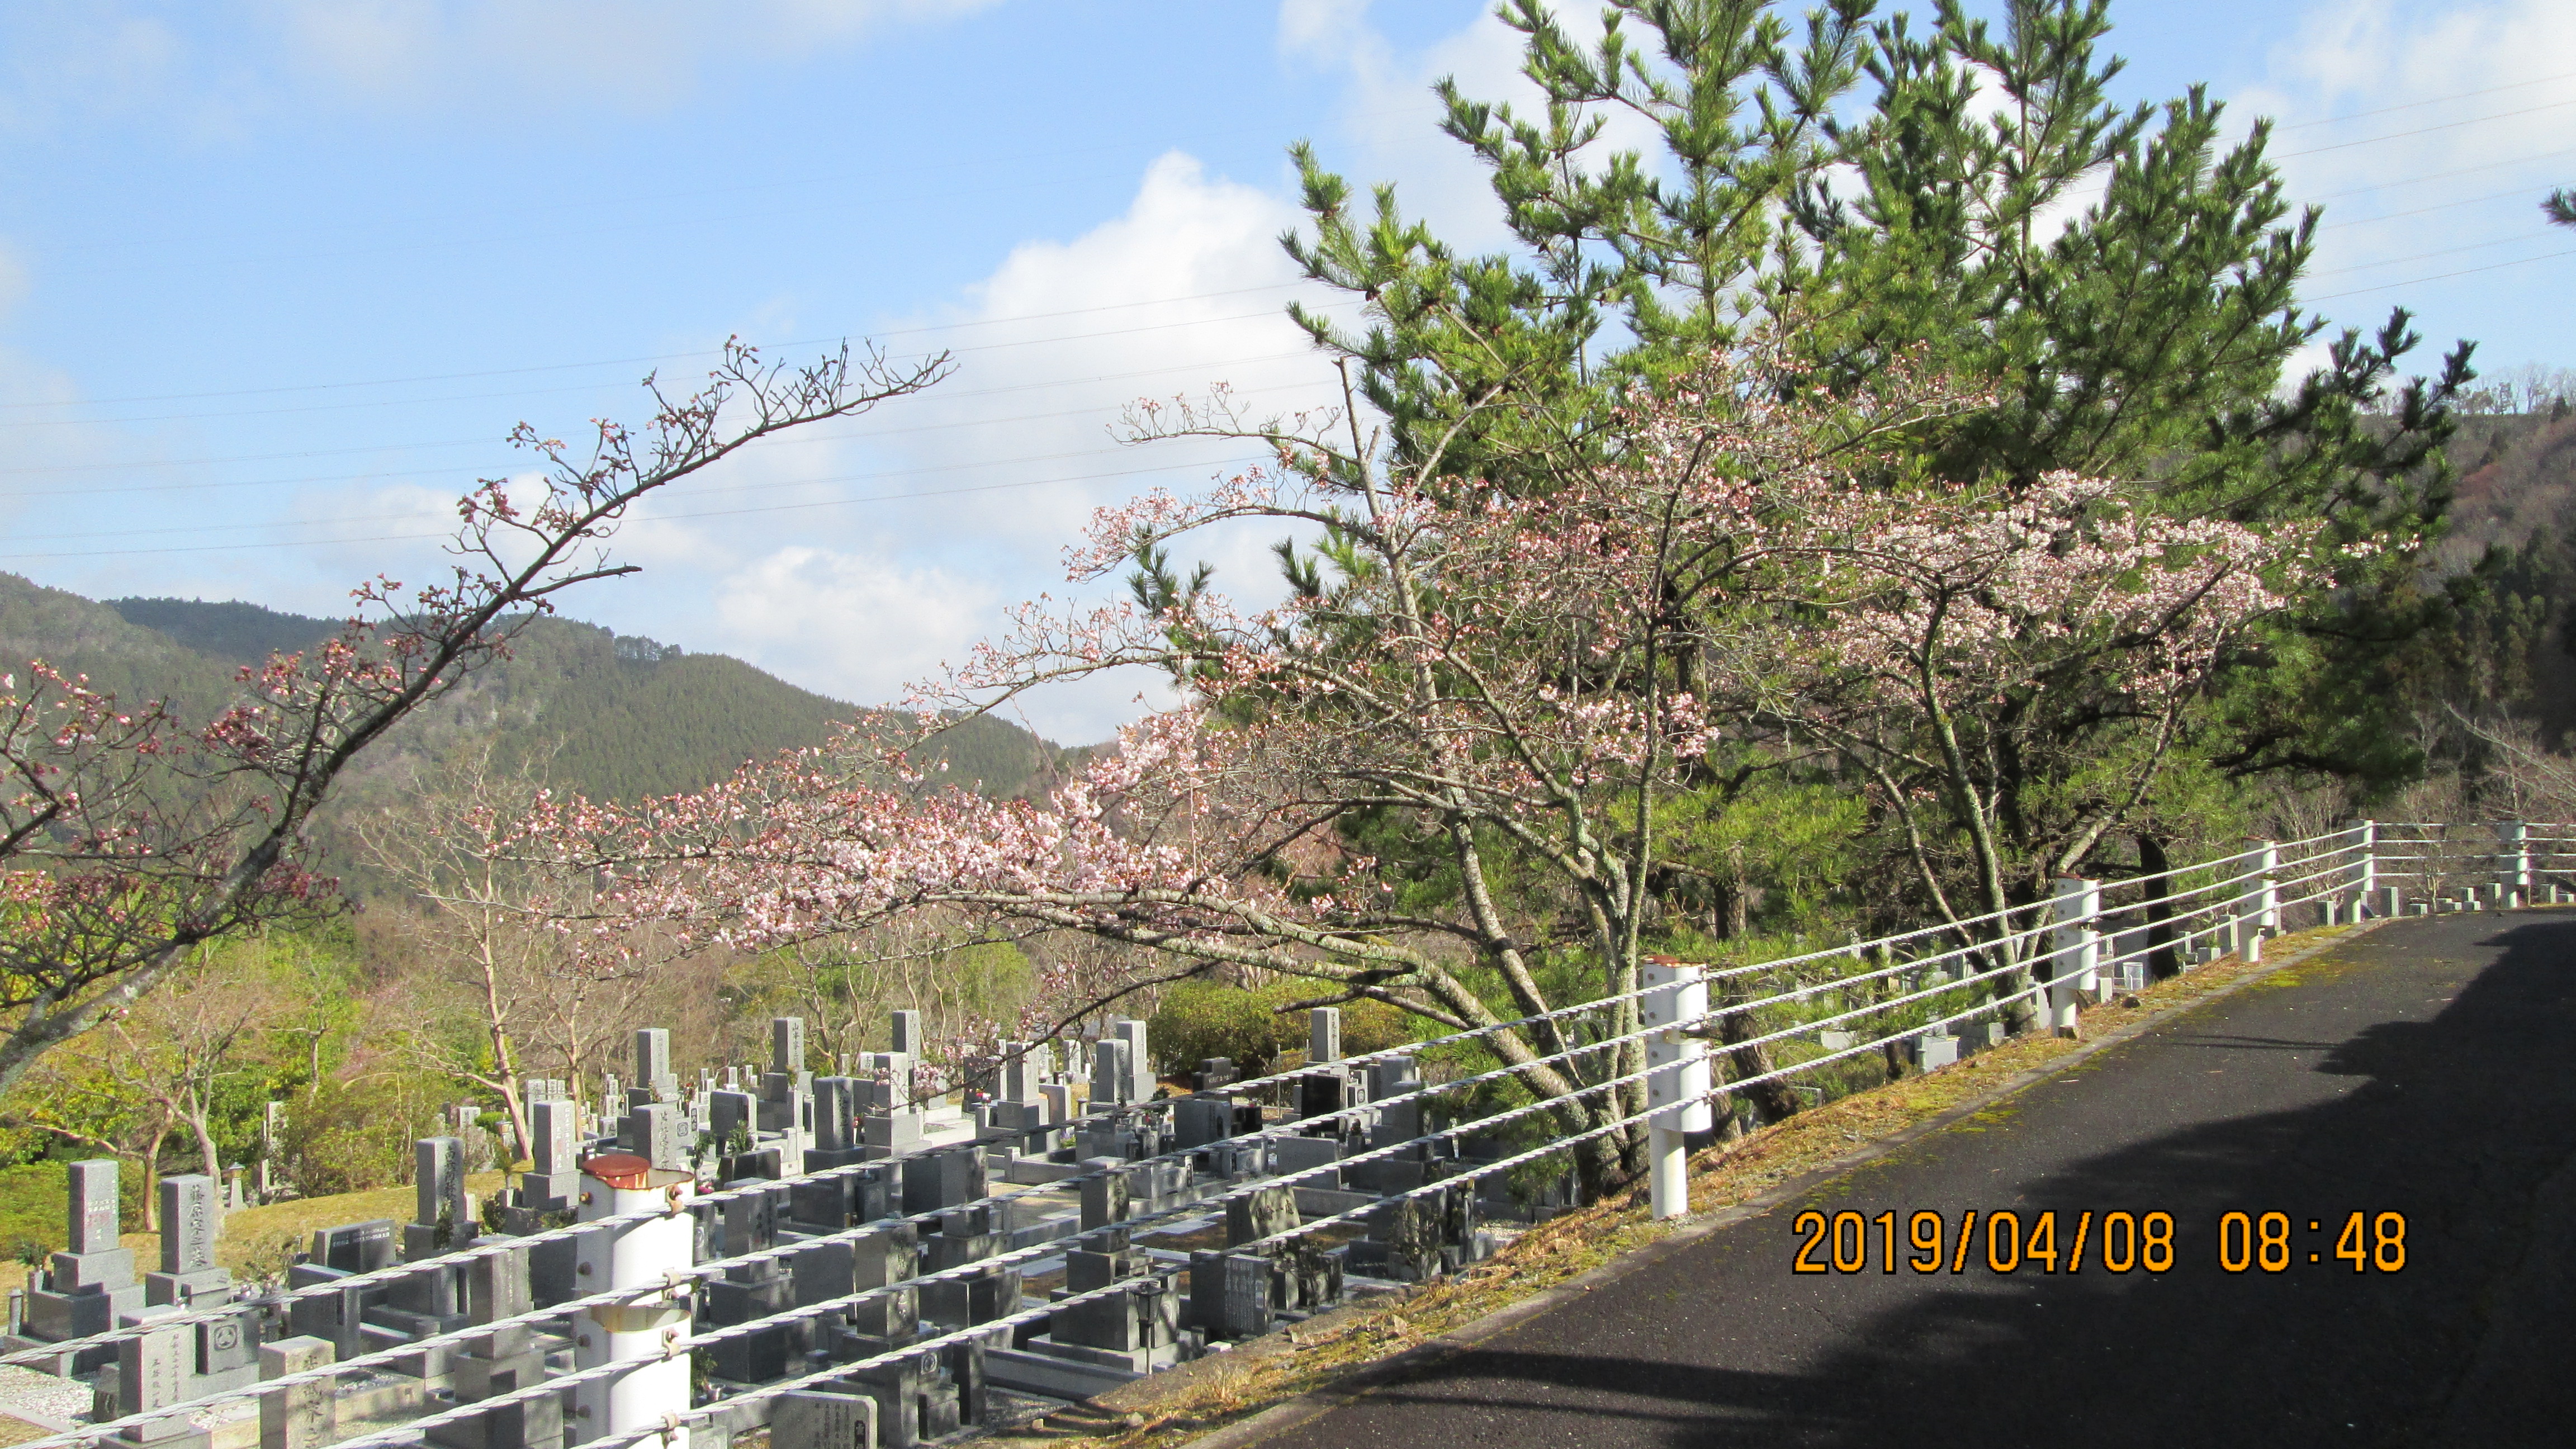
<box><xmin>2401</xmin><ymin>407</ymin><xmax>2576</xmax><ymax>743</ymax></box>
<box><xmin>1</xmin><ymin>576</ymin><xmax>1082</xmax><ymax>805</ymax></box>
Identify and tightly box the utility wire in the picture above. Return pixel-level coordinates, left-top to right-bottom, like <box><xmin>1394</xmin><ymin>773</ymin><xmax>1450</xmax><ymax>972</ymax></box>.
<box><xmin>0</xmin><ymin>299</ymin><xmax>1349</xmax><ymax>431</ymax></box>
<box><xmin>2271</xmin><ymin>70</ymin><xmax>2576</xmax><ymax>131</ymax></box>
<box><xmin>0</xmin><ymin>361</ymin><xmax>1328</xmax><ymax>501</ymax></box>
<box><xmin>0</xmin><ymin>281</ymin><xmax>1314</xmax><ymax>414</ymax></box>
<box><xmin>2307</xmin><ymin>246</ymin><xmax>2576</xmax><ymax>302</ymax></box>
<box><xmin>0</xmin><ymin>454</ymin><xmax>1273</xmax><ymax>564</ymax></box>
<box><xmin>2273</xmin><ymin>96</ymin><xmax>2576</xmax><ymax>160</ymax></box>
<box><xmin>2304</xmin><ymin>230</ymin><xmax>2574</xmax><ymax>281</ymax></box>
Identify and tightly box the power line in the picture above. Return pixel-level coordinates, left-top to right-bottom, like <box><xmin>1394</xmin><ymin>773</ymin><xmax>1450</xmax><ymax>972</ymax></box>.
<box><xmin>2</xmin><ymin>146</ymin><xmax>2563</xmax><ymax>437</ymax></box>
<box><xmin>2304</xmin><ymin>230</ymin><xmax>2572</xmax><ymax>281</ymax></box>
<box><xmin>2275</xmin><ymin>98</ymin><xmax>2576</xmax><ymax>160</ymax></box>
<box><xmin>0</xmin><ymin>454</ymin><xmax>1273</xmax><ymax>564</ymax></box>
<box><xmin>0</xmin><ymin>359</ymin><xmax>1332</xmax><ymax>499</ymax></box>
<box><xmin>0</xmin><ymin>299</ymin><xmax>1348</xmax><ymax>431</ymax></box>
<box><xmin>0</xmin><ymin>282</ymin><xmax>1314</xmax><ymax>414</ymax></box>
<box><xmin>2306</xmin><ymin>144</ymin><xmax>2576</xmax><ymax>203</ymax></box>
<box><xmin>2</xmin><ymin>429</ymin><xmax>1276</xmax><ymax>543</ymax></box>
<box><xmin>2306</xmin><ymin>246</ymin><xmax>2576</xmax><ymax>302</ymax></box>
<box><xmin>2272</xmin><ymin>70</ymin><xmax>2576</xmax><ymax>132</ymax></box>
<box><xmin>2315</xmin><ymin>183</ymin><xmax>2567</xmax><ymax>234</ymax></box>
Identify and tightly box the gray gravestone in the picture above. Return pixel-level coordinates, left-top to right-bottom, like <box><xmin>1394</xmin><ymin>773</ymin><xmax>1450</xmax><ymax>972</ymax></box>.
<box><xmin>1308</xmin><ymin>1007</ymin><xmax>1342</xmax><ymax>1064</ymax></box>
<box><xmin>771</xmin><ymin>1017</ymin><xmax>807</xmax><ymax>1076</ymax></box>
<box><xmin>164</xmin><ymin>1175</ymin><xmax>217</xmax><ymax>1272</ymax></box>
<box><xmin>888</xmin><ymin>1010</ymin><xmax>923</xmax><ymax>1057</ymax></box>
<box><xmin>812</xmin><ymin>1078</ymin><xmax>854</xmax><ymax>1151</ymax></box>
<box><xmin>311</xmin><ymin>1220</ymin><xmax>395</xmax><ymax>1274</ymax></box>
<box><xmin>1089</xmin><ymin>1038</ymin><xmax>1131</xmax><ymax>1107</ymax></box>
<box><xmin>632</xmin><ymin>1102</ymin><xmax>686</xmax><ymax>1171</ymax></box>
<box><xmin>522</xmin><ymin>1101</ymin><xmax>579</xmax><ymax>1211</ymax></box>
<box><xmin>1225</xmin><ymin>1185</ymin><xmax>1299</xmax><ymax>1249</ymax></box>
<box><xmin>144</xmin><ymin>1175</ymin><xmax>231</xmax><ymax>1306</ymax></box>
<box><xmin>1079</xmin><ymin>1158</ymin><xmax>1130</xmax><ymax>1231</ymax></box>
<box><xmin>416</xmin><ymin>1138</ymin><xmax>466</xmax><ymax>1228</ymax></box>
<box><xmin>1111</xmin><ymin>1019</ymin><xmax>1152</xmax><ymax>1101</ymax></box>
<box><xmin>1274</xmin><ymin>1135</ymin><xmax>1342</xmax><ymax>1186</ymax></box>
<box><xmin>771</xmin><ymin>1390</ymin><xmax>877</xmax><ymax>1449</ymax></box>
<box><xmin>70</xmin><ymin>1159</ymin><xmax>119</xmax><ymax>1254</ymax></box>
<box><xmin>709</xmin><ymin>1090</ymin><xmax>755</xmax><ymax>1147</ymax></box>
<box><xmin>258</xmin><ymin>1335</ymin><xmax>336</xmax><ymax>1449</ymax></box>
<box><xmin>119</xmin><ymin>1322</ymin><xmax>187</xmax><ymax>1414</ymax></box>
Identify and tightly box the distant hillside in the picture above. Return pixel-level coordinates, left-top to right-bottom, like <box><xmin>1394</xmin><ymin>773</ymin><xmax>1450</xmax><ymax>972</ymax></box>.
<box><xmin>2</xmin><ymin>578</ymin><xmax>1083</xmax><ymax>809</ymax></box>
<box><xmin>2406</xmin><ymin>410</ymin><xmax>2576</xmax><ymax>742</ymax></box>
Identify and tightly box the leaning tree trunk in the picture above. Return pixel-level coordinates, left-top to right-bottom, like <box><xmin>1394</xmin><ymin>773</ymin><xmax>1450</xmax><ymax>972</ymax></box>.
<box><xmin>2139</xmin><ymin>833</ymin><xmax>2181</xmax><ymax>981</ymax></box>
<box><xmin>1717</xmin><ymin>984</ymin><xmax>1803</xmax><ymax>1124</ymax></box>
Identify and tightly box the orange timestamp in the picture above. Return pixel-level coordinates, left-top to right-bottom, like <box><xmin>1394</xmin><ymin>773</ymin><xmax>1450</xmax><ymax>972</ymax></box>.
<box><xmin>1789</xmin><ymin>1208</ymin><xmax>2411</xmax><ymax>1276</ymax></box>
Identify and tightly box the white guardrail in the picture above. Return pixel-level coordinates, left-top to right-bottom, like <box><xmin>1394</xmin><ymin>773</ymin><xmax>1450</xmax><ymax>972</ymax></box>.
<box><xmin>0</xmin><ymin>820</ymin><xmax>2558</xmax><ymax>1449</ymax></box>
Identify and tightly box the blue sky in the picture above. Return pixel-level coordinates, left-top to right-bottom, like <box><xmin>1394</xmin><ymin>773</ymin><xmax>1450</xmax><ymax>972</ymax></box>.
<box><xmin>1</xmin><ymin>0</ymin><xmax>2570</xmax><ymax>742</ymax></box>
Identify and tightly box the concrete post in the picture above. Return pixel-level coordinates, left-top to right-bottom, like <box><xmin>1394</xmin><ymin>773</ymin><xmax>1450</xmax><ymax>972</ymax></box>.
<box><xmin>2380</xmin><ymin>884</ymin><xmax>2403</xmax><ymax>920</ymax></box>
<box><xmin>2501</xmin><ymin>820</ymin><xmax>2531</xmax><ymax>901</ymax></box>
<box><xmin>2352</xmin><ymin>820</ymin><xmax>2378</xmax><ymax>915</ymax></box>
<box><xmin>1640</xmin><ymin>961</ymin><xmax>1711</xmax><ymax>1221</ymax></box>
<box><xmin>2257</xmin><ymin>840</ymin><xmax>2281</xmax><ymax>934</ymax></box>
<box><xmin>567</xmin><ymin>1154</ymin><xmax>695</xmax><ymax>1449</ymax></box>
<box><xmin>2048</xmin><ymin>878</ymin><xmax>2100</xmax><ymax>1037</ymax></box>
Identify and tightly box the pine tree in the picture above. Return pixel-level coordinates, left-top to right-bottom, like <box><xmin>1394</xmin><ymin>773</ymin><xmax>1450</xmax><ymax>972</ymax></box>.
<box><xmin>1274</xmin><ymin>0</ymin><xmax>2473</xmax><ymax>947</ymax></box>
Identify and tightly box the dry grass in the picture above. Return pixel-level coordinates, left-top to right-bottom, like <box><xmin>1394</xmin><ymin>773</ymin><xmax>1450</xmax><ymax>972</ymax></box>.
<box><xmin>988</xmin><ymin>926</ymin><xmax>2357</xmax><ymax>1448</ymax></box>
<box><xmin>115</xmin><ymin>1172</ymin><xmax>513</xmax><ymax>1284</ymax></box>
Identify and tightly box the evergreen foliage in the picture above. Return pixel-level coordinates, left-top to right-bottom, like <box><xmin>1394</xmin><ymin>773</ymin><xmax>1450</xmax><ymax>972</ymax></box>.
<box><xmin>1271</xmin><ymin>0</ymin><xmax>2477</xmax><ymax>948</ymax></box>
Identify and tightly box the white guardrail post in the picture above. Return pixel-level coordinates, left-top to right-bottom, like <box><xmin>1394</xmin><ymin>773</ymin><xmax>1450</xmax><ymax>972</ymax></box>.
<box><xmin>2048</xmin><ymin>878</ymin><xmax>2099</xmax><ymax>1036</ymax></box>
<box><xmin>568</xmin><ymin>1154</ymin><xmax>696</xmax><ymax>1449</ymax></box>
<box><xmin>2501</xmin><ymin>820</ymin><xmax>2530</xmax><ymax>907</ymax></box>
<box><xmin>1641</xmin><ymin>960</ymin><xmax>1711</xmax><ymax>1221</ymax></box>
<box><xmin>2257</xmin><ymin>839</ymin><xmax>2282</xmax><ymax>935</ymax></box>
<box><xmin>2352</xmin><ymin>820</ymin><xmax>2376</xmax><ymax>918</ymax></box>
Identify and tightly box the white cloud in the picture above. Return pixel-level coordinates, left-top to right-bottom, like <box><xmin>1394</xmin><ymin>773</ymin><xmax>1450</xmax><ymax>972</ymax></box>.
<box><xmin>711</xmin><ymin>543</ymin><xmax>996</xmax><ymax>705</ymax></box>
<box><xmin>2234</xmin><ymin>0</ymin><xmax>2576</xmax><ymax>323</ymax></box>
<box><xmin>596</xmin><ymin>148</ymin><xmax>1348</xmax><ymax>741</ymax></box>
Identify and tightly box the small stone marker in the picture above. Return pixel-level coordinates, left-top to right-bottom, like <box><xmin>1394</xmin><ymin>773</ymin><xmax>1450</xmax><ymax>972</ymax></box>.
<box><xmin>258</xmin><ymin>1334</ymin><xmax>336</xmax><ymax>1449</ymax></box>
<box><xmin>772</xmin><ymin>1389</ymin><xmax>877</xmax><ymax>1449</ymax></box>
<box><xmin>119</xmin><ymin>1320</ymin><xmax>187</xmax><ymax>1415</ymax></box>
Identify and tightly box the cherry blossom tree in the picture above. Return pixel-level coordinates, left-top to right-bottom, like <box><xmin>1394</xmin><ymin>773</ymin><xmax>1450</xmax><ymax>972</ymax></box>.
<box><xmin>1759</xmin><ymin>472</ymin><xmax>2328</xmax><ymax>1022</ymax></box>
<box><xmin>531</xmin><ymin>339</ymin><xmax>2330</xmax><ymax>1191</ymax></box>
<box><xmin>0</xmin><ymin>340</ymin><xmax>948</xmax><ymax>1095</ymax></box>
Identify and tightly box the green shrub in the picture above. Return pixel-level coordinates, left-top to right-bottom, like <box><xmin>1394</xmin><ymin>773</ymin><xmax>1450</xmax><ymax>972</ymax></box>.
<box><xmin>0</xmin><ymin>1161</ymin><xmax>69</xmax><ymax>1262</ymax></box>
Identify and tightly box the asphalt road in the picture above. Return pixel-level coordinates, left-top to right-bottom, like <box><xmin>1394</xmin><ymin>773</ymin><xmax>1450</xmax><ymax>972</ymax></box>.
<box><xmin>1243</xmin><ymin>912</ymin><xmax>2576</xmax><ymax>1449</ymax></box>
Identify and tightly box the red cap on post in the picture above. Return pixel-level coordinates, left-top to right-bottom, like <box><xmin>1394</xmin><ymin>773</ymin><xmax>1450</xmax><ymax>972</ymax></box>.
<box><xmin>580</xmin><ymin>1152</ymin><xmax>652</xmax><ymax>1190</ymax></box>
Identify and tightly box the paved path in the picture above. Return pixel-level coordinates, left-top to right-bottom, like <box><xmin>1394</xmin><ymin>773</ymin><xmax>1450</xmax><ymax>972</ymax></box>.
<box><xmin>1242</xmin><ymin>913</ymin><xmax>2576</xmax><ymax>1448</ymax></box>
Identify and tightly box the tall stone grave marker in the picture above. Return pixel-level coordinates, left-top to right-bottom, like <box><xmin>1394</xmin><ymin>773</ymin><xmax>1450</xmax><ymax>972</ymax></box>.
<box><xmin>633</xmin><ymin>1028</ymin><xmax>679</xmax><ymax>1104</ymax></box>
<box><xmin>25</xmin><ymin>1159</ymin><xmax>146</xmax><ymax>1355</ymax></box>
<box><xmin>145</xmin><ymin>1175</ymin><xmax>231</xmax><ymax>1307</ymax></box>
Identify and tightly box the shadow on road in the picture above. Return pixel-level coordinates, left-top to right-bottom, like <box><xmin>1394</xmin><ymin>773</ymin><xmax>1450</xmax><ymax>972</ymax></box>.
<box><xmin>1276</xmin><ymin>915</ymin><xmax>2576</xmax><ymax>1449</ymax></box>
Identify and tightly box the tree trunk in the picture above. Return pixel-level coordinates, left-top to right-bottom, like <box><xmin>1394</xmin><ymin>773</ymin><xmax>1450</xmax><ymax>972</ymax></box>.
<box><xmin>1717</xmin><ymin>986</ymin><xmax>1803</xmax><ymax>1123</ymax></box>
<box><xmin>139</xmin><ymin>1125</ymin><xmax>167</xmax><ymax>1230</ymax></box>
<box><xmin>189</xmin><ymin>1105</ymin><xmax>222</xmax><ymax>1183</ymax></box>
<box><xmin>2139</xmin><ymin>832</ymin><xmax>2180</xmax><ymax>979</ymax></box>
